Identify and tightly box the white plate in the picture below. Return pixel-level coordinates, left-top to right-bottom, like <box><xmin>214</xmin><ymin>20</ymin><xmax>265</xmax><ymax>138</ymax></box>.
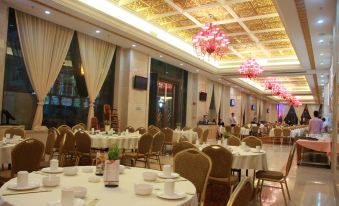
<box><xmin>7</xmin><ymin>182</ymin><xmax>40</xmax><ymax>191</ymax></box>
<box><xmin>156</xmin><ymin>191</ymin><xmax>186</xmax><ymax>200</ymax></box>
<box><xmin>47</xmin><ymin>198</ymin><xmax>84</xmax><ymax>206</ymax></box>
<box><xmin>157</xmin><ymin>172</ymin><xmax>180</xmax><ymax>179</ymax></box>
<box><xmin>42</xmin><ymin>167</ymin><xmax>64</xmax><ymax>174</ymax></box>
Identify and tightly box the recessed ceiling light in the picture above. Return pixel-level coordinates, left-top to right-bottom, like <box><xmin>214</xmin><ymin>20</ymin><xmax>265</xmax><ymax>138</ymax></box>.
<box><xmin>320</xmin><ymin>53</ymin><xmax>324</xmax><ymax>56</ymax></box>
<box><xmin>317</xmin><ymin>19</ymin><xmax>324</xmax><ymax>24</ymax></box>
<box><xmin>319</xmin><ymin>39</ymin><xmax>324</xmax><ymax>43</ymax></box>
<box><xmin>321</xmin><ymin>74</ymin><xmax>324</xmax><ymax>78</ymax></box>
<box><xmin>132</xmin><ymin>44</ymin><xmax>136</xmax><ymax>47</ymax></box>
<box><xmin>159</xmin><ymin>55</ymin><xmax>163</xmax><ymax>58</ymax></box>
<box><xmin>95</xmin><ymin>30</ymin><xmax>101</xmax><ymax>34</ymax></box>
<box><xmin>44</xmin><ymin>10</ymin><xmax>51</xmax><ymax>15</ymax></box>
<box><xmin>196</xmin><ymin>69</ymin><xmax>199</xmax><ymax>72</ymax></box>
<box><xmin>180</xmin><ymin>63</ymin><xmax>183</xmax><ymax>66</ymax></box>
<box><xmin>320</xmin><ymin>62</ymin><xmax>324</xmax><ymax>65</ymax></box>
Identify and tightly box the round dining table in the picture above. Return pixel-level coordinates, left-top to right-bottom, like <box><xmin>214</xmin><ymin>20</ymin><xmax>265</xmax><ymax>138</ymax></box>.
<box><xmin>89</xmin><ymin>132</ymin><xmax>141</xmax><ymax>150</ymax></box>
<box><xmin>172</xmin><ymin>130</ymin><xmax>198</xmax><ymax>143</ymax></box>
<box><xmin>0</xmin><ymin>166</ymin><xmax>198</xmax><ymax>206</ymax></box>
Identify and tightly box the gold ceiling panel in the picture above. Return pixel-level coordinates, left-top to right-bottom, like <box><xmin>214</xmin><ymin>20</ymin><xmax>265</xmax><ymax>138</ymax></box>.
<box><xmin>221</xmin><ymin>23</ymin><xmax>245</xmax><ymax>33</ymax></box>
<box><xmin>189</xmin><ymin>7</ymin><xmax>232</xmax><ymax>22</ymax></box>
<box><xmin>242</xmin><ymin>52</ymin><xmax>266</xmax><ymax>58</ymax></box>
<box><xmin>230</xmin><ymin>35</ymin><xmax>254</xmax><ymax>44</ymax></box>
<box><xmin>254</xmin><ymin>76</ymin><xmax>310</xmax><ymax>92</ymax></box>
<box><xmin>173</xmin><ymin>28</ymin><xmax>200</xmax><ymax>42</ymax></box>
<box><xmin>256</xmin><ymin>31</ymin><xmax>288</xmax><ymax>41</ymax></box>
<box><xmin>221</xmin><ymin>54</ymin><xmax>240</xmax><ymax>60</ymax></box>
<box><xmin>231</xmin><ymin>0</ymin><xmax>276</xmax><ymax>18</ymax></box>
<box><xmin>173</xmin><ymin>0</ymin><xmax>218</xmax><ymax>9</ymax></box>
<box><xmin>263</xmin><ymin>41</ymin><xmax>292</xmax><ymax>49</ymax></box>
<box><xmin>244</xmin><ymin>17</ymin><xmax>283</xmax><ymax>31</ymax></box>
<box><xmin>124</xmin><ymin>0</ymin><xmax>175</xmax><ymax>18</ymax></box>
<box><xmin>232</xmin><ymin>44</ymin><xmax>262</xmax><ymax>51</ymax></box>
<box><xmin>270</xmin><ymin>49</ymin><xmax>296</xmax><ymax>57</ymax></box>
<box><xmin>151</xmin><ymin>14</ymin><xmax>194</xmax><ymax>30</ymax></box>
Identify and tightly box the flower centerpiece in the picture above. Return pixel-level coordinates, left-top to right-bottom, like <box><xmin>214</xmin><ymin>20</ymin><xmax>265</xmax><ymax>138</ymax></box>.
<box><xmin>223</xmin><ymin>132</ymin><xmax>231</xmax><ymax>146</ymax></box>
<box><xmin>104</xmin><ymin>120</ymin><xmax>110</xmax><ymax>133</ymax></box>
<box><xmin>103</xmin><ymin>144</ymin><xmax>121</xmax><ymax>187</ymax></box>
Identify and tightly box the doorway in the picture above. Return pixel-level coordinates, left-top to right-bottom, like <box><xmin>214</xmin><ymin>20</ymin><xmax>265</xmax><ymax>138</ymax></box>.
<box><xmin>156</xmin><ymin>81</ymin><xmax>176</xmax><ymax>128</ymax></box>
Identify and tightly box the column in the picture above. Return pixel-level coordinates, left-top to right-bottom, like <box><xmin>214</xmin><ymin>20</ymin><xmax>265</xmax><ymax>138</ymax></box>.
<box><xmin>0</xmin><ymin>1</ymin><xmax>8</xmax><ymax>115</ymax></box>
<box><xmin>220</xmin><ymin>85</ymin><xmax>230</xmax><ymax>124</ymax></box>
<box><xmin>186</xmin><ymin>72</ymin><xmax>198</xmax><ymax>127</ymax></box>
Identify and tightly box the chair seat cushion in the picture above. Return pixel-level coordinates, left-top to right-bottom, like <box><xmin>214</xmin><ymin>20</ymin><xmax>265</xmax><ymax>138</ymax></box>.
<box><xmin>124</xmin><ymin>152</ymin><xmax>145</xmax><ymax>158</ymax></box>
<box><xmin>209</xmin><ymin>175</ymin><xmax>239</xmax><ymax>185</ymax></box>
<box><xmin>256</xmin><ymin>170</ymin><xmax>283</xmax><ymax>180</ymax></box>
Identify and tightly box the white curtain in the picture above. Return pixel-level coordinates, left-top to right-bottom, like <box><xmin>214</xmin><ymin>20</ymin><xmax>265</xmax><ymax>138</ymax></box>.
<box><xmin>214</xmin><ymin>83</ymin><xmax>222</xmax><ymax>114</ymax></box>
<box><xmin>77</xmin><ymin>32</ymin><xmax>116</xmax><ymax>129</ymax></box>
<box><xmin>206</xmin><ymin>80</ymin><xmax>214</xmax><ymax>112</ymax></box>
<box><xmin>15</xmin><ymin>11</ymin><xmax>74</xmax><ymax>129</ymax></box>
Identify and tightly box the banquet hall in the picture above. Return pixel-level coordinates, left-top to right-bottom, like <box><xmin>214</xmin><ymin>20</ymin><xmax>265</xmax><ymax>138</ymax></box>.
<box><xmin>0</xmin><ymin>0</ymin><xmax>338</xmax><ymax>205</ymax></box>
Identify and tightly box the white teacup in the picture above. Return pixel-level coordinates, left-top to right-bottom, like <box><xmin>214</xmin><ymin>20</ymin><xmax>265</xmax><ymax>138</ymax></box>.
<box><xmin>163</xmin><ymin>165</ymin><xmax>171</xmax><ymax>177</ymax></box>
<box><xmin>64</xmin><ymin>167</ymin><xmax>78</xmax><ymax>176</ymax></box>
<box><xmin>119</xmin><ymin>165</ymin><xmax>125</xmax><ymax>174</ymax></box>
<box><xmin>164</xmin><ymin>179</ymin><xmax>175</xmax><ymax>195</ymax></box>
<box><xmin>73</xmin><ymin>186</ymin><xmax>87</xmax><ymax>199</ymax></box>
<box><xmin>17</xmin><ymin>171</ymin><xmax>29</xmax><ymax>188</ymax></box>
<box><xmin>42</xmin><ymin>175</ymin><xmax>60</xmax><ymax>187</ymax></box>
<box><xmin>61</xmin><ymin>187</ymin><xmax>74</xmax><ymax>206</ymax></box>
<box><xmin>134</xmin><ymin>183</ymin><xmax>153</xmax><ymax>196</ymax></box>
<box><xmin>50</xmin><ymin>159</ymin><xmax>59</xmax><ymax>171</ymax></box>
<box><xmin>255</xmin><ymin>146</ymin><xmax>261</xmax><ymax>152</ymax></box>
<box><xmin>143</xmin><ymin>172</ymin><xmax>157</xmax><ymax>181</ymax></box>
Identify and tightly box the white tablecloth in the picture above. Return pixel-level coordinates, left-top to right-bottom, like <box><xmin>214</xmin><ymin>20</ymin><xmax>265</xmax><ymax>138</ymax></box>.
<box><xmin>240</xmin><ymin>127</ymin><xmax>250</xmax><ymax>136</ymax></box>
<box><xmin>172</xmin><ymin>130</ymin><xmax>198</xmax><ymax>143</ymax></box>
<box><xmin>0</xmin><ymin>141</ymin><xmax>16</xmax><ymax>165</ymax></box>
<box><xmin>269</xmin><ymin>128</ymin><xmax>307</xmax><ymax>138</ymax></box>
<box><xmin>0</xmin><ymin>167</ymin><xmax>197</xmax><ymax>206</ymax></box>
<box><xmin>198</xmin><ymin>145</ymin><xmax>268</xmax><ymax>170</ymax></box>
<box><xmin>90</xmin><ymin>132</ymin><xmax>141</xmax><ymax>149</ymax></box>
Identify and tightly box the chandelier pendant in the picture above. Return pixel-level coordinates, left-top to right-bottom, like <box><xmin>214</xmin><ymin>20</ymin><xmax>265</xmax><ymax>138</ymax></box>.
<box><xmin>239</xmin><ymin>58</ymin><xmax>263</xmax><ymax>79</ymax></box>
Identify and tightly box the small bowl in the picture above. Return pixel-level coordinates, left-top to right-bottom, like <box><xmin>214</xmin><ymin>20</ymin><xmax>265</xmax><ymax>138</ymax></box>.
<box><xmin>81</xmin><ymin>167</ymin><xmax>94</xmax><ymax>173</ymax></box>
<box><xmin>88</xmin><ymin>175</ymin><xmax>101</xmax><ymax>183</ymax></box>
<box><xmin>64</xmin><ymin>167</ymin><xmax>78</xmax><ymax>176</ymax></box>
<box><xmin>134</xmin><ymin>183</ymin><xmax>153</xmax><ymax>196</ymax></box>
<box><xmin>73</xmin><ymin>186</ymin><xmax>87</xmax><ymax>199</ymax></box>
<box><xmin>42</xmin><ymin>176</ymin><xmax>60</xmax><ymax>187</ymax></box>
<box><xmin>142</xmin><ymin>172</ymin><xmax>157</xmax><ymax>181</ymax></box>
<box><xmin>119</xmin><ymin>165</ymin><xmax>125</xmax><ymax>174</ymax></box>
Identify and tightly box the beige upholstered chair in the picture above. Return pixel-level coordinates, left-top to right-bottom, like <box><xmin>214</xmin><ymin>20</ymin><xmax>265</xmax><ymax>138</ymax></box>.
<box><xmin>74</xmin><ymin>131</ymin><xmax>92</xmax><ymax>166</ymax></box>
<box><xmin>201</xmin><ymin>129</ymin><xmax>209</xmax><ymax>144</ymax></box>
<box><xmin>182</xmin><ymin>126</ymin><xmax>191</xmax><ymax>131</ymax></box>
<box><xmin>172</xmin><ymin>141</ymin><xmax>196</xmax><ymax>156</ymax></box>
<box><xmin>228</xmin><ymin>135</ymin><xmax>241</xmax><ymax>146</ymax></box>
<box><xmin>282</xmin><ymin>128</ymin><xmax>292</xmax><ymax>145</ymax></box>
<box><xmin>178</xmin><ymin>136</ymin><xmax>189</xmax><ymax>143</ymax></box>
<box><xmin>124</xmin><ymin>133</ymin><xmax>153</xmax><ymax>168</ymax></box>
<box><xmin>136</xmin><ymin>127</ymin><xmax>146</xmax><ymax>135</ymax></box>
<box><xmin>225</xmin><ymin>126</ymin><xmax>232</xmax><ymax>133</ymax></box>
<box><xmin>202</xmin><ymin>145</ymin><xmax>238</xmax><ymax>190</ymax></box>
<box><xmin>193</xmin><ymin>127</ymin><xmax>203</xmax><ymax>141</ymax></box>
<box><xmin>4</xmin><ymin>127</ymin><xmax>25</xmax><ymax>139</ymax></box>
<box><xmin>43</xmin><ymin>130</ymin><xmax>57</xmax><ymax>161</ymax></box>
<box><xmin>242</xmin><ymin>136</ymin><xmax>262</xmax><ymax>148</ymax></box>
<box><xmin>55</xmin><ymin>125</ymin><xmax>71</xmax><ymax>150</ymax></box>
<box><xmin>125</xmin><ymin>126</ymin><xmax>135</xmax><ymax>133</ymax></box>
<box><xmin>148</xmin><ymin>125</ymin><xmax>161</xmax><ymax>136</ymax></box>
<box><xmin>59</xmin><ymin>129</ymin><xmax>76</xmax><ymax>166</ymax></box>
<box><xmin>11</xmin><ymin>138</ymin><xmax>44</xmax><ymax>177</ymax></box>
<box><xmin>72</xmin><ymin>124</ymin><xmax>85</xmax><ymax>132</ymax></box>
<box><xmin>162</xmin><ymin>127</ymin><xmax>174</xmax><ymax>154</ymax></box>
<box><xmin>149</xmin><ymin>132</ymin><xmax>165</xmax><ymax>170</ymax></box>
<box><xmin>274</xmin><ymin>128</ymin><xmax>283</xmax><ymax>145</ymax></box>
<box><xmin>251</xmin><ymin>126</ymin><xmax>259</xmax><ymax>137</ymax></box>
<box><xmin>174</xmin><ymin>148</ymin><xmax>211</xmax><ymax>204</ymax></box>
<box><xmin>226</xmin><ymin>177</ymin><xmax>253</xmax><ymax>206</ymax></box>
<box><xmin>256</xmin><ymin>144</ymin><xmax>296</xmax><ymax>206</ymax></box>
<box><xmin>233</xmin><ymin>126</ymin><xmax>240</xmax><ymax>137</ymax></box>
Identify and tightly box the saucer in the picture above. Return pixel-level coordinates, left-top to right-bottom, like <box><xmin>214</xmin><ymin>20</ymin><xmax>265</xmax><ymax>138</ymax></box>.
<box><xmin>42</xmin><ymin>167</ymin><xmax>64</xmax><ymax>174</ymax></box>
<box><xmin>157</xmin><ymin>172</ymin><xmax>180</xmax><ymax>179</ymax></box>
<box><xmin>156</xmin><ymin>191</ymin><xmax>186</xmax><ymax>200</ymax></box>
<box><xmin>47</xmin><ymin>198</ymin><xmax>85</xmax><ymax>206</ymax></box>
<box><xmin>7</xmin><ymin>182</ymin><xmax>40</xmax><ymax>191</ymax></box>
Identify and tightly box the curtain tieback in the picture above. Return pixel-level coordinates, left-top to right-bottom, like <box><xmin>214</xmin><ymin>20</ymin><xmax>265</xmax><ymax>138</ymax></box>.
<box><xmin>37</xmin><ymin>101</ymin><xmax>44</xmax><ymax>106</ymax></box>
<box><xmin>89</xmin><ymin>102</ymin><xmax>95</xmax><ymax>107</ymax></box>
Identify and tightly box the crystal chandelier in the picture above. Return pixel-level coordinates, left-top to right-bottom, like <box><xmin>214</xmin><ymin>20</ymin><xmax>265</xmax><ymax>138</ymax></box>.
<box><xmin>192</xmin><ymin>22</ymin><xmax>229</xmax><ymax>59</ymax></box>
<box><xmin>239</xmin><ymin>58</ymin><xmax>263</xmax><ymax>79</ymax></box>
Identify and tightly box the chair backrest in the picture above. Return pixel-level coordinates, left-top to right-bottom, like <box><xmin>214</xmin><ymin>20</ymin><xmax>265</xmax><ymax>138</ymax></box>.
<box><xmin>56</xmin><ymin>125</ymin><xmax>71</xmax><ymax>148</ymax></box>
<box><xmin>172</xmin><ymin>141</ymin><xmax>196</xmax><ymax>156</ymax></box>
<box><xmin>136</xmin><ymin>127</ymin><xmax>146</xmax><ymax>135</ymax></box>
<box><xmin>282</xmin><ymin>128</ymin><xmax>291</xmax><ymax>137</ymax></box>
<box><xmin>148</xmin><ymin>126</ymin><xmax>161</xmax><ymax>136</ymax></box>
<box><xmin>161</xmin><ymin>127</ymin><xmax>173</xmax><ymax>143</ymax></box>
<box><xmin>274</xmin><ymin>128</ymin><xmax>282</xmax><ymax>137</ymax></box>
<box><xmin>4</xmin><ymin>128</ymin><xmax>25</xmax><ymax>139</ymax></box>
<box><xmin>125</xmin><ymin>126</ymin><xmax>135</xmax><ymax>133</ymax></box>
<box><xmin>202</xmin><ymin>145</ymin><xmax>233</xmax><ymax>181</ymax></box>
<box><xmin>251</xmin><ymin>126</ymin><xmax>259</xmax><ymax>134</ymax></box>
<box><xmin>233</xmin><ymin>126</ymin><xmax>240</xmax><ymax>136</ymax></box>
<box><xmin>72</xmin><ymin>124</ymin><xmax>85</xmax><ymax>132</ymax></box>
<box><xmin>182</xmin><ymin>126</ymin><xmax>191</xmax><ymax>131</ymax></box>
<box><xmin>202</xmin><ymin>129</ymin><xmax>209</xmax><ymax>143</ymax></box>
<box><xmin>57</xmin><ymin>125</ymin><xmax>71</xmax><ymax>134</ymax></box>
<box><xmin>44</xmin><ymin>130</ymin><xmax>57</xmax><ymax>158</ymax></box>
<box><xmin>151</xmin><ymin>132</ymin><xmax>165</xmax><ymax>154</ymax></box>
<box><xmin>228</xmin><ymin>135</ymin><xmax>241</xmax><ymax>146</ymax></box>
<box><xmin>90</xmin><ymin>117</ymin><xmax>99</xmax><ymax>130</ymax></box>
<box><xmin>225</xmin><ymin>126</ymin><xmax>232</xmax><ymax>133</ymax></box>
<box><xmin>193</xmin><ymin>127</ymin><xmax>203</xmax><ymax>140</ymax></box>
<box><xmin>285</xmin><ymin>143</ymin><xmax>296</xmax><ymax>177</ymax></box>
<box><xmin>242</xmin><ymin>136</ymin><xmax>262</xmax><ymax>148</ymax></box>
<box><xmin>75</xmin><ymin>131</ymin><xmax>91</xmax><ymax>154</ymax></box>
<box><xmin>11</xmin><ymin>138</ymin><xmax>44</xmax><ymax>176</ymax></box>
<box><xmin>137</xmin><ymin>133</ymin><xmax>153</xmax><ymax>154</ymax></box>
<box><xmin>60</xmin><ymin>129</ymin><xmax>76</xmax><ymax>153</ymax></box>
<box><xmin>174</xmin><ymin>148</ymin><xmax>211</xmax><ymax>203</ymax></box>
<box><xmin>179</xmin><ymin>136</ymin><xmax>189</xmax><ymax>143</ymax></box>
<box><xmin>226</xmin><ymin>177</ymin><xmax>253</xmax><ymax>206</ymax></box>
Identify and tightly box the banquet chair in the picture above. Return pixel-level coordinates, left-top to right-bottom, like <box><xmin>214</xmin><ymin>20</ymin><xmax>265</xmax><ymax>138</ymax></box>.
<box><xmin>59</xmin><ymin>129</ymin><xmax>76</xmax><ymax>166</ymax></box>
<box><xmin>228</xmin><ymin>135</ymin><xmax>241</xmax><ymax>146</ymax></box>
<box><xmin>179</xmin><ymin>136</ymin><xmax>189</xmax><ymax>143</ymax></box>
<box><xmin>174</xmin><ymin>148</ymin><xmax>211</xmax><ymax>204</ymax></box>
<box><xmin>256</xmin><ymin>144</ymin><xmax>296</xmax><ymax>206</ymax></box>
<box><xmin>251</xmin><ymin>126</ymin><xmax>259</xmax><ymax>137</ymax></box>
<box><xmin>123</xmin><ymin>133</ymin><xmax>153</xmax><ymax>168</ymax></box>
<box><xmin>202</xmin><ymin>145</ymin><xmax>238</xmax><ymax>191</ymax></box>
<box><xmin>54</xmin><ymin>125</ymin><xmax>70</xmax><ymax>154</ymax></box>
<box><xmin>161</xmin><ymin>127</ymin><xmax>174</xmax><ymax>154</ymax></box>
<box><xmin>201</xmin><ymin>129</ymin><xmax>209</xmax><ymax>144</ymax></box>
<box><xmin>90</xmin><ymin>117</ymin><xmax>99</xmax><ymax>130</ymax></box>
<box><xmin>172</xmin><ymin>141</ymin><xmax>196</xmax><ymax>156</ymax></box>
<box><xmin>226</xmin><ymin>177</ymin><xmax>253</xmax><ymax>206</ymax></box>
<box><xmin>71</xmin><ymin>124</ymin><xmax>85</xmax><ymax>132</ymax></box>
<box><xmin>193</xmin><ymin>127</ymin><xmax>203</xmax><ymax>141</ymax></box>
<box><xmin>136</xmin><ymin>127</ymin><xmax>146</xmax><ymax>135</ymax></box>
<box><xmin>74</xmin><ymin>131</ymin><xmax>93</xmax><ymax>166</ymax></box>
<box><xmin>125</xmin><ymin>126</ymin><xmax>135</xmax><ymax>133</ymax></box>
<box><xmin>282</xmin><ymin>128</ymin><xmax>292</xmax><ymax>145</ymax></box>
<box><xmin>11</xmin><ymin>138</ymin><xmax>44</xmax><ymax>177</ymax></box>
<box><xmin>242</xmin><ymin>136</ymin><xmax>262</xmax><ymax>148</ymax></box>
<box><xmin>273</xmin><ymin>128</ymin><xmax>283</xmax><ymax>145</ymax></box>
<box><xmin>233</xmin><ymin>126</ymin><xmax>241</xmax><ymax>138</ymax></box>
<box><xmin>225</xmin><ymin>126</ymin><xmax>232</xmax><ymax>133</ymax></box>
<box><xmin>4</xmin><ymin>127</ymin><xmax>26</xmax><ymax>139</ymax></box>
<box><xmin>42</xmin><ymin>130</ymin><xmax>57</xmax><ymax>163</ymax></box>
<box><xmin>148</xmin><ymin>125</ymin><xmax>161</xmax><ymax>136</ymax></box>
<box><xmin>182</xmin><ymin>126</ymin><xmax>191</xmax><ymax>131</ymax></box>
<box><xmin>148</xmin><ymin>132</ymin><xmax>165</xmax><ymax>170</ymax></box>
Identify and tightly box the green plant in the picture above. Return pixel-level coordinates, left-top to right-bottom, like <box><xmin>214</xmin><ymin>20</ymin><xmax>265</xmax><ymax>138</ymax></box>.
<box><xmin>108</xmin><ymin>144</ymin><xmax>120</xmax><ymax>160</ymax></box>
<box><xmin>104</xmin><ymin>120</ymin><xmax>110</xmax><ymax>126</ymax></box>
<box><xmin>223</xmin><ymin>132</ymin><xmax>231</xmax><ymax>139</ymax></box>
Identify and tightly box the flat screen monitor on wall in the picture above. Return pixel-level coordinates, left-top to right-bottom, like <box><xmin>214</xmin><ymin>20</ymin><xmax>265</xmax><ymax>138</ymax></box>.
<box><xmin>133</xmin><ymin>75</ymin><xmax>148</xmax><ymax>90</ymax></box>
<box><xmin>251</xmin><ymin>104</ymin><xmax>256</xmax><ymax>111</ymax></box>
<box><xmin>199</xmin><ymin>92</ymin><xmax>207</xmax><ymax>101</ymax></box>
<box><xmin>230</xmin><ymin>99</ymin><xmax>235</xmax><ymax>106</ymax></box>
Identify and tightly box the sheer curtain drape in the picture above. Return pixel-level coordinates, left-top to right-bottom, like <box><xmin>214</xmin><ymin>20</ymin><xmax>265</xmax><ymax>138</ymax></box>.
<box><xmin>15</xmin><ymin>11</ymin><xmax>74</xmax><ymax>129</ymax></box>
<box><xmin>214</xmin><ymin>83</ymin><xmax>222</xmax><ymax>115</ymax></box>
<box><xmin>77</xmin><ymin>32</ymin><xmax>116</xmax><ymax>129</ymax></box>
<box><xmin>206</xmin><ymin>81</ymin><xmax>214</xmax><ymax>112</ymax></box>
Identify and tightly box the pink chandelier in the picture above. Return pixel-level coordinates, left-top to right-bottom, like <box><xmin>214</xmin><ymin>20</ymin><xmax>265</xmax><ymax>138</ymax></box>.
<box><xmin>239</xmin><ymin>58</ymin><xmax>263</xmax><ymax>79</ymax></box>
<box><xmin>192</xmin><ymin>22</ymin><xmax>229</xmax><ymax>59</ymax></box>
<box><xmin>263</xmin><ymin>78</ymin><xmax>302</xmax><ymax>107</ymax></box>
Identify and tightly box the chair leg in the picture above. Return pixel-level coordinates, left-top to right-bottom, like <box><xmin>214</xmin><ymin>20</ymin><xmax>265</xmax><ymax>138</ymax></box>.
<box><xmin>75</xmin><ymin>156</ymin><xmax>80</xmax><ymax>166</ymax></box>
<box><xmin>259</xmin><ymin>180</ymin><xmax>264</xmax><ymax>204</ymax></box>
<box><xmin>256</xmin><ymin>179</ymin><xmax>261</xmax><ymax>195</ymax></box>
<box><xmin>157</xmin><ymin>155</ymin><xmax>162</xmax><ymax>170</ymax></box>
<box><xmin>280</xmin><ymin>182</ymin><xmax>288</xmax><ymax>206</ymax></box>
<box><xmin>284</xmin><ymin>178</ymin><xmax>291</xmax><ymax>200</ymax></box>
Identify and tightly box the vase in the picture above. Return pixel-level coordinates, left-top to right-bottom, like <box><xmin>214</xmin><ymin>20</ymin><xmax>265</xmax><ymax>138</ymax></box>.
<box><xmin>105</xmin><ymin>124</ymin><xmax>111</xmax><ymax>132</ymax></box>
<box><xmin>103</xmin><ymin>159</ymin><xmax>119</xmax><ymax>187</ymax></box>
<box><xmin>222</xmin><ymin>139</ymin><xmax>228</xmax><ymax>147</ymax></box>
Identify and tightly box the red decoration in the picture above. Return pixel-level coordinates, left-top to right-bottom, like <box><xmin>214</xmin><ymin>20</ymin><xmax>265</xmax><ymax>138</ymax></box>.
<box><xmin>239</xmin><ymin>58</ymin><xmax>263</xmax><ymax>79</ymax></box>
